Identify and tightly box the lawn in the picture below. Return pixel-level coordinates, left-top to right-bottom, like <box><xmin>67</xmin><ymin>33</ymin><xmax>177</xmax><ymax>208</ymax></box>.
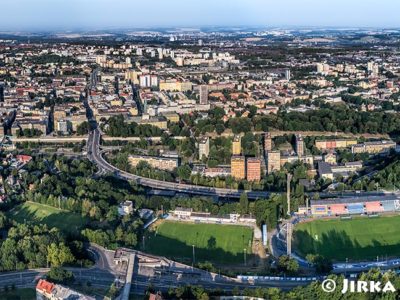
<box><xmin>9</xmin><ymin>202</ymin><xmax>88</xmax><ymax>234</ymax></box>
<box><xmin>144</xmin><ymin>221</ymin><xmax>253</xmax><ymax>265</ymax></box>
<box><xmin>293</xmin><ymin>215</ymin><xmax>400</xmax><ymax>261</ymax></box>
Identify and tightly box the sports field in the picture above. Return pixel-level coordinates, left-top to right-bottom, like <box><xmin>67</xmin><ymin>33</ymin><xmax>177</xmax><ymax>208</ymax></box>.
<box><xmin>145</xmin><ymin>221</ymin><xmax>253</xmax><ymax>264</ymax></box>
<box><xmin>9</xmin><ymin>202</ymin><xmax>88</xmax><ymax>234</ymax></box>
<box><xmin>293</xmin><ymin>215</ymin><xmax>400</xmax><ymax>261</ymax></box>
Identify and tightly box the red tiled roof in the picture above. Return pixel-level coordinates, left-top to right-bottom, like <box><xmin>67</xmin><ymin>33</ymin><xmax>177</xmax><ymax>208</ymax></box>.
<box><xmin>36</xmin><ymin>279</ymin><xmax>55</xmax><ymax>294</ymax></box>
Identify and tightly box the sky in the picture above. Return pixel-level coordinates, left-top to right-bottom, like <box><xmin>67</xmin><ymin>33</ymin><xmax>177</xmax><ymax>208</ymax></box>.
<box><xmin>1</xmin><ymin>0</ymin><xmax>400</xmax><ymax>31</ymax></box>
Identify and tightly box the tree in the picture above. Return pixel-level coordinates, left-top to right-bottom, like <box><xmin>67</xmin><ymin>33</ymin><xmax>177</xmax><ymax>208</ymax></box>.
<box><xmin>0</xmin><ymin>212</ymin><xmax>8</xmax><ymax>229</ymax></box>
<box><xmin>46</xmin><ymin>267</ymin><xmax>74</xmax><ymax>284</ymax></box>
<box><xmin>277</xmin><ymin>255</ymin><xmax>299</xmax><ymax>275</ymax></box>
<box><xmin>76</xmin><ymin>121</ymin><xmax>91</xmax><ymax>135</ymax></box>
<box><xmin>306</xmin><ymin>254</ymin><xmax>333</xmax><ymax>274</ymax></box>
<box><xmin>107</xmin><ymin>283</ymin><xmax>119</xmax><ymax>298</ymax></box>
<box><xmin>215</xmin><ymin>124</ymin><xmax>225</xmax><ymax>135</ymax></box>
<box><xmin>239</xmin><ymin>192</ymin><xmax>249</xmax><ymax>214</ymax></box>
<box><xmin>47</xmin><ymin>243</ymin><xmax>75</xmax><ymax>267</ymax></box>
<box><xmin>177</xmin><ymin>165</ymin><xmax>192</xmax><ymax>181</ymax></box>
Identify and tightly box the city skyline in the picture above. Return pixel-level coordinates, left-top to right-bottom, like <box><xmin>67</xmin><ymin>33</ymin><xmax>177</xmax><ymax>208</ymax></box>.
<box><xmin>2</xmin><ymin>0</ymin><xmax>400</xmax><ymax>31</ymax></box>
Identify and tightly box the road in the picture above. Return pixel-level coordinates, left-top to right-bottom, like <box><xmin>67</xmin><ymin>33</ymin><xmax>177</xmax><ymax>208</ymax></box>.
<box><xmin>88</xmin><ymin>127</ymin><xmax>400</xmax><ymax>200</ymax></box>
<box><xmin>88</xmin><ymin>127</ymin><xmax>271</xmax><ymax>199</ymax></box>
<box><xmin>0</xmin><ymin>244</ymin><xmax>120</xmax><ymax>292</ymax></box>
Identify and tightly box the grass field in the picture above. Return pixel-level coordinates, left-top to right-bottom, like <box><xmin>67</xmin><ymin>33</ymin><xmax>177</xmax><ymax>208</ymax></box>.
<box><xmin>9</xmin><ymin>202</ymin><xmax>88</xmax><ymax>234</ymax></box>
<box><xmin>145</xmin><ymin>221</ymin><xmax>253</xmax><ymax>265</ymax></box>
<box><xmin>2</xmin><ymin>288</ymin><xmax>36</xmax><ymax>300</ymax></box>
<box><xmin>293</xmin><ymin>215</ymin><xmax>400</xmax><ymax>261</ymax></box>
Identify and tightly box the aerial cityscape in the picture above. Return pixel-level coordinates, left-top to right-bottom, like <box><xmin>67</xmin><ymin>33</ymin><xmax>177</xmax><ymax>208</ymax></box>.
<box><xmin>1</xmin><ymin>1</ymin><xmax>400</xmax><ymax>300</ymax></box>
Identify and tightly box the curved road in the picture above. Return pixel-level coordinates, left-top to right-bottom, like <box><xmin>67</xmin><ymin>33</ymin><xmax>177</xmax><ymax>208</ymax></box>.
<box><xmin>88</xmin><ymin>127</ymin><xmax>271</xmax><ymax>199</ymax></box>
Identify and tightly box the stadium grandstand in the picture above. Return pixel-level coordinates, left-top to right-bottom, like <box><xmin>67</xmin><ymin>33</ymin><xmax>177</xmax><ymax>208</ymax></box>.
<box><xmin>298</xmin><ymin>195</ymin><xmax>400</xmax><ymax>217</ymax></box>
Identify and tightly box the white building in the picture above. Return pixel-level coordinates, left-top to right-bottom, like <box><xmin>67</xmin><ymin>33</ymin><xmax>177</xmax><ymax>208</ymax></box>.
<box><xmin>118</xmin><ymin>201</ymin><xmax>134</xmax><ymax>216</ymax></box>
<box><xmin>198</xmin><ymin>136</ymin><xmax>210</xmax><ymax>159</ymax></box>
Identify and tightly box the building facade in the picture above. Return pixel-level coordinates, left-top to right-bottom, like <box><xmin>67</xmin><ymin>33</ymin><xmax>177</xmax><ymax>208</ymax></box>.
<box><xmin>231</xmin><ymin>156</ymin><xmax>246</xmax><ymax>180</ymax></box>
<box><xmin>246</xmin><ymin>158</ymin><xmax>261</xmax><ymax>181</ymax></box>
<box><xmin>267</xmin><ymin>151</ymin><xmax>281</xmax><ymax>173</ymax></box>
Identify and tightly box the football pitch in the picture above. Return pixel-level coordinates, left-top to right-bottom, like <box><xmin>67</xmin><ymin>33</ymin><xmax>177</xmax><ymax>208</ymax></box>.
<box><xmin>293</xmin><ymin>215</ymin><xmax>400</xmax><ymax>261</ymax></box>
<box><xmin>144</xmin><ymin>221</ymin><xmax>253</xmax><ymax>265</ymax></box>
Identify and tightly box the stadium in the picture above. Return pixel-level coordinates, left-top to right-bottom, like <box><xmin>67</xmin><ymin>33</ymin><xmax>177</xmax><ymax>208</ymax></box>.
<box><xmin>297</xmin><ymin>194</ymin><xmax>400</xmax><ymax>217</ymax></box>
<box><xmin>289</xmin><ymin>194</ymin><xmax>400</xmax><ymax>262</ymax></box>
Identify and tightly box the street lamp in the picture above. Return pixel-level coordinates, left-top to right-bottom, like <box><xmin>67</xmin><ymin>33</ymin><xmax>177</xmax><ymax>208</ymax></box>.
<box><xmin>244</xmin><ymin>248</ymin><xmax>247</xmax><ymax>266</ymax></box>
<box><xmin>192</xmin><ymin>245</ymin><xmax>195</xmax><ymax>266</ymax></box>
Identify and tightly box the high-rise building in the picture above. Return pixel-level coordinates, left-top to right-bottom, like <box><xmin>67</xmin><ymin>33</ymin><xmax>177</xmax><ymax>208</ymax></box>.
<box><xmin>267</xmin><ymin>151</ymin><xmax>281</xmax><ymax>174</ymax></box>
<box><xmin>232</xmin><ymin>135</ymin><xmax>241</xmax><ymax>155</ymax></box>
<box><xmin>247</xmin><ymin>158</ymin><xmax>261</xmax><ymax>182</ymax></box>
<box><xmin>367</xmin><ymin>61</ymin><xmax>379</xmax><ymax>77</ymax></box>
<box><xmin>0</xmin><ymin>83</ymin><xmax>4</xmax><ymax>102</ymax></box>
<box><xmin>295</xmin><ymin>134</ymin><xmax>304</xmax><ymax>157</ymax></box>
<box><xmin>231</xmin><ymin>156</ymin><xmax>246</xmax><ymax>180</ymax></box>
<box><xmin>198</xmin><ymin>136</ymin><xmax>210</xmax><ymax>159</ymax></box>
<box><xmin>150</xmin><ymin>75</ymin><xmax>159</xmax><ymax>87</ymax></box>
<box><xmin>199</xmin><ymin>85</ymin><xmax>209</xmax><ymax>105</ymax></box>
<box><xmin>285</xmin><ymin>69</ymin><xmax>291</xmax><ymax>81</ymax></box>
<box><xmin>139</xmin><ymin>74</ymin><xmax>151</xmax><ymax>88</ymax></box>
<box><xmin>114</xmin><ymin>76</ymin><xmax>119</xmax><ymax>95</ymax></box>
<box><xmin>264</xmin><ymin>133</ymin><xmax>272</xmax><ymax>152</ymax></box>
<box><xmin>316</xmin><ymin>63</ymin><xmax>324</xmax><ymax>73</ymax></box>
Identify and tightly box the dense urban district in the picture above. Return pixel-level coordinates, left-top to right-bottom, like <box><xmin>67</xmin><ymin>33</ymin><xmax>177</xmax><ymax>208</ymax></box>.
<box><xmin>1</xmin><ymin>28</ymin><xmax>400</xmax><ymax>300</ymax></box>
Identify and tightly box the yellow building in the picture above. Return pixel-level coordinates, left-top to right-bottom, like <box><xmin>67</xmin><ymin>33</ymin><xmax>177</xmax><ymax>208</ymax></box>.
<box><xmin>128</xmin><ymin>155</ymin><xmax>178</xmax><ymax>171</ymax></box>
<box><xmin>267</xmin><ymin>151</ymin><xmax>281</xmax><ymax>173</ymax></box>
<box><xmin>231</xmin><ymin>156</ymin><xmax>245</xmax><ymax>180</ymax></box>
<box><xmin>53</xmin><ymin>110</ymin><xmax>67</xmax><ymax>124</ymax></box>
<box><xmin>125</xmin><ymin>71</ymin><xmax>141</xmax><ymax>85</ymax></box>
<box><xmin>139</xmin><ymin>116</ymin><xmax>168</xmax><ymax>130</ymax></box>
<box><xmin>110</xmin><ymin>99</ymin><xmax>123</xmax><ymax>106</ymax></box>
<box><xmin>180</xmin><ymin>81</ymin><xmax>193</xmax><ymax>92</ymax></box>
<box><xmin>128</xmin><ymin>107</ymin><xmax>138</xmax><ymax>116</ymax></box>
<box><xmin>159</xmin><ymin>79</ymin><xmax>193</xmax><ymax>92</ymax></box>
<box><xmin>315</xmin><ymin>139</ymin><xmax>357</xmax><ymax>150</ymax></box>
<box><xmin>162</xmin><ymin>112</ymin><xmax>180</xmax><ymax>123</ymax></box>
<box><xmin>232</xmin><ymin>135</ymin><xmax>241</xmax><ymax>155</ymax></box>
<box><xmin>352</xmin><ymin>141</ymin><xmax>396</xmax><ymax>154</ymax></box>
<box><xmin>69</xmin><ymin>114</ymin><xmax>87</xmax><ymax>132</ymax></box>
<box><xmin>159</xmin><ymin>80</ymin><xmax>180</xmax><ymax>92</ymax></box>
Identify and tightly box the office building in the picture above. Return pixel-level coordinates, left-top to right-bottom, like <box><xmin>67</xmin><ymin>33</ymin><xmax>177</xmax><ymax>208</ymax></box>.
<box><xmin>267</xmin><ymin>151</ymin><xmax>281</xmax><ymax>173</ymax></box>
<box><xmin>231</xmin><ymin>156</ymin><xmax>246</xmax><ymax>180</ymax></box>
<box><xmin>295</xmin><ymin>134</ymin><xmax>304</xmax><ymax>156</ymax></box>
<box><xmin>199</xmin><ymin>85</ymin><xmax>209</xmax><ymax>105</ymax></box>
<box><xmin>247</xmin><ymin>158</ymin><xmax>261</xmax><ymax>181</ymax></box>
<box><xmin>232</xmin><ymin>135</ymin><xmax>241</xmax><ymax>155</ymax></box>
<box><xmin>198</xmin><ymin>136</ymin><xmax>210</xmax><ymax>159</ymax></box>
